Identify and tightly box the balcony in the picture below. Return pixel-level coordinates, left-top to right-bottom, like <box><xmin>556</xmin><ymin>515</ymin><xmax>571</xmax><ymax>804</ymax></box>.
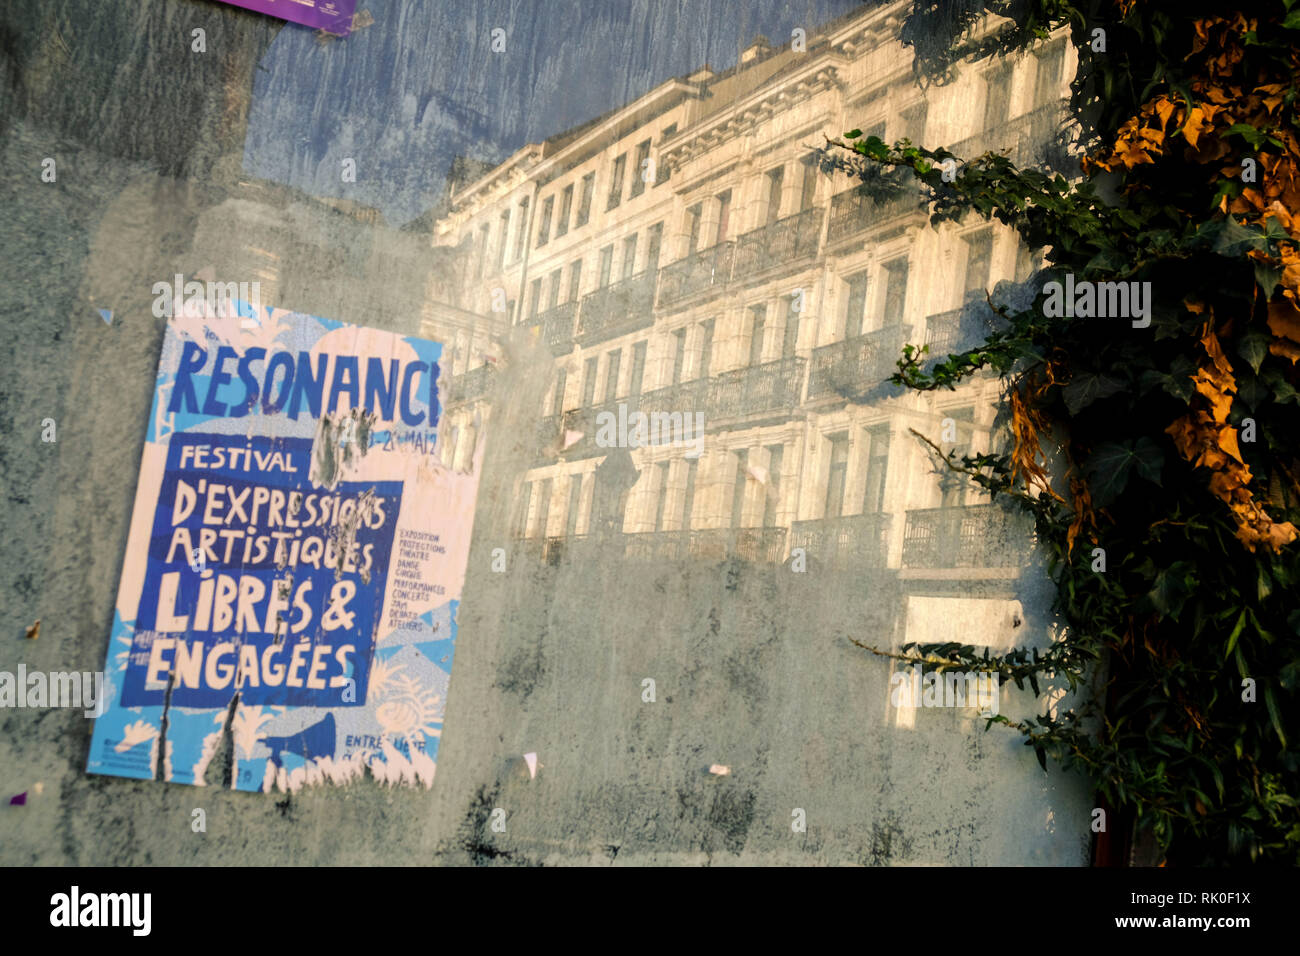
<box><xmin>732</xmin><ymin>207</ymin><xmax>823</xmax><ymax>278</ymax></box>
<box><xmin>532</xmin><ymin>528</ymin><xmax>787</xmax><ymax>564</ymax></box>
<box><xmin>657</xmin><ymin>240</ymin><xmax>734</xmax><ymax>307</ymax></box>
<box><xmin>807</xmin><ymin>325</ymin><xmax>912</xmax><ymax>400</ymax></box>
<box><xmin>923</xmin><ymin>308</ymin><xmax>963</xmax><ymax>357</ymax></box>
<box><xmin>624</xmin><ymin>527</ymin><xmax>788</xmax><ymax>563</ymax></box>
<box><xmin>443</xmin><ymin>362</ymin><xmax>497</xmax><ymax>406</ymax></box>
<box><xmin>827</xmin><ymin>188</ymin><xmax>928</xmax><ymax>244</ymax></box>
<box><xmin>707</xmin><ymin>355</ymin><xmax>806</xmax><ymax>422</ymax></box>
<box><xmin>636</xmin><ymin>355</ymin><xmax>806</xmax><ymax>427</ymax></box>
<box><xmin>944</xmin><ymin>99</ymin><xmax>1073</xmax><ymax>170</ymax></box>
<box><xmin>901</xmin><ymin>504</ymin><xmax>1032</xmax><ymax>569</ymax></box>
<box><xmin>576</xmin><ymin>271</ymin><xmax>657</xmax><ymax>346</ymax></box>
<box><xmin>790</xmin><ymin>512</ymin><xmax>891</xmax><ymax>569</ymax></box>
<box><xmin>521</xmin><ymin>301</ymin><xmax>577</xmax><ymax>355</ymax></box>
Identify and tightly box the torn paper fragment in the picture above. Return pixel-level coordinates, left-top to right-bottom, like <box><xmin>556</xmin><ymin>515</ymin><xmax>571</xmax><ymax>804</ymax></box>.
<box><xmin>24</xmin><ymin>619</ymin><xmax>39</xmax><ymax>641</ymax></box>
<box><xmin>8</xmin><ymin>792</ymin><xmax>26</xmax><ymax>806</ymax></box>
<box><xmin>97</xmin><ymin>309</ymin><xmax>113</xmax><ymax>325</ymax></box>
<box><xmin>708</xmin><ymin>764</ymin><xmax>730</xmax><ymax>776</ymax></box>
<box><xmin>747</xmin><ymin>465</ymin><xmax>768</xmax><ymax>484</ymax></box>
<box><xmin>562</xmin><ymin>430</ymin><xmax>584</xmax><ymax>451</ymax></box>
<box><xmin>523</xmin><ymin>752</ymin><xmax>539</xmax><ymax>779</ymax></box>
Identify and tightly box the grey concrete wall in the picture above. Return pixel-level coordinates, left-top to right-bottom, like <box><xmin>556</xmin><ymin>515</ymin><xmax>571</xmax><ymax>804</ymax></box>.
<box><xmin>0</xmin><ymin>0</ymin><xmax>1093</xmax><ymax>865</ymax></box>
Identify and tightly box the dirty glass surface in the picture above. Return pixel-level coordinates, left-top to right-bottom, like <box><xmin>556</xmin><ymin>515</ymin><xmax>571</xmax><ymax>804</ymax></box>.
<box><xmin>0</xmin><ymin>0</ymin><xmax>1091</xmax><ymax>864</ymax></box>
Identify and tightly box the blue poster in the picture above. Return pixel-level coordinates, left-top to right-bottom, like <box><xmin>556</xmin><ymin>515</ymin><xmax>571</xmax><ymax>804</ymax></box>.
<box><xmin>88</xmin><ymin>300</ymin><xmax>485</xmax><ymax>791</ymax></box>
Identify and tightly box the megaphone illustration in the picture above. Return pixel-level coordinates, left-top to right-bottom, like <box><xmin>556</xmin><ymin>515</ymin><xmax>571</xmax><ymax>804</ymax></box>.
<box><xmin>260</xmin><ymin>713</ymin><xmax>336</xmax><ymax>769</ymax></box>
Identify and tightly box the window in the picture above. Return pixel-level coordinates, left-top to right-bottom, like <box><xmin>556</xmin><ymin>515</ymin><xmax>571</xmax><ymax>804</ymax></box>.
<box><xmin>566</xmin><ymin>476</ymin><xmax>584</xmax><ymax>536</ymax></box>
<box><xmin>799</xmin><ymin>158</ymin><xmax>818</xmax><ymax>211</ymax></box>
<box><xmin>604</xmin><ymin>349</ymin><xmax>622</xmax><ymax>402</ymax></box>
<box><xmin>882</xmin><ymin>258</ymin><xmax>909</xmax><ymax>327</ymax></box>
<box><xmin>824</xmin><ymin>433</ymin><xmax>850</xmax><ymax>519</ymax></box>
<box><xmin>765</xmin><ymin>165</ymin><xmax>785</xmax><ymax>224</ymax></box>
<box><xmin>598</xmin><ymin>245</ymin><xmax>613</xmax><ymax>287</ymax></box>
<box><xmin>782</xmin><ymin>300</ymin><xmax>800</xmax><ymax>358</ymax></box>
<box><xmin>940</xmin><ymin>407</ymin><xmax>974</xmax><ymax>507</ymax></box>
<box><xmin>1034</xmin><ymin>43</ymin><xmax>1065</xmax><ymax>108</ymax></box>
<box><xmin>567</xmin><ymin>259</ymin><xmax>583</xmax><ymax>302</ymax></box>
<box><xmin>671</xmin><ymin>328</ymin><xmax>687</xmax><ymax>385</ymax></box>
<box><xmin>844</xmin><ymin>271</ymin><xmax>869</xmax><ymax>336</ymax></box>
<box><xmin>547</xmin><ymin>267</ymin><xmax>562</xmax><ymax>310</ymax></box>
<box><xmin>589</xmin><ymin>474</ymin><xmax>604</xmax><ymax>531</ymax></box>
<box><xmin>698</xmin><ymin>319</ymin><xmax>715</xmax><ymax>380</ymax></box>
<box><xmin>657</xmin><ymin>124</ymin><xmax>677</xmax><ymax>186</ymax></box>
<box><xmin>682</xmin><ymin>458</ymin><xmax>698</xmax><ymax>529</ymax></box>
<box><xmin>716</xmin><ymin>189</ymin><xmax>732</xmax><ymax>243</ymax></box>
<box><xmin>576</xmin><ymin>172</ymin><xmax>595</xmax><ymax>227</ymax></box>
<box><xmin>513</xmin><ymin>197</ymin><xmax>530</xmax><ymax>261</ymax></box>
<box><xmin>653</xmin><ymin>462</ymin><xmax>670</xmax><ymax>530</ymax></box>
<box><xmin>983</xmin><ymin>66</ymin><xmax>1012</xmax><ymax>129</ymax></box>
<box><xmin>963</xmin><ymin>230</ymin><xmax>993</xmax><ymax>302</ymax></box>
<box><xmin>537</xmin><ymin>195</ymin><xmax>554</xmax><ymax>247</ymax></box>
<box><xmin>621</xmin><ymin>234</ymin><xmax>638</xmax><ymax>279</ymax></box>
<box><xmin>687</xmin><ymin>203</ymin><xmax>702</xmax><ymax>253</ymax></box>
<box><xmin>475</xmin><ymin>224</ymin><xmax>489</xmax><ymax>279</ymax></box>
<box><xmin>556</xmin><ymin>183</ymin><xmax>573</xmax><ymax>237</ymax></box>
<box><xmin>536</xmin><ymin>479</ymin><xmax>552</xmax><ymax>538</ymax></box>
<box><xmin>496</xmin><ymin>210</ymin><xmax>510</xmax><ymax>270</ymax></box>
<box><xmin>763</xmin><ymin>444</ymin><xmax>784</xmax><ymax>527</ymax></box>
<box><xmin>1015</xmin><ymin>241</ymin><xmax>1038</xmax><ymax>282</ymax></box>
<box><xmin>646</xmin><ymin>222</ymin><xmax>663</xmax><ymax>272</ymax></box>
<box><xmin>862</xmin><ymin>424</ymin><xmax>890</xmax><ymax>514</ymax></box>
<box><xmin>731</xmin><ymin>450</ymin><xmax>749</xmax><ymax>529</ymax></box>
<box><xmin>607</xmin><ymin>153</ymin><xmax>627</xmax><ymax>210</ymax></box>
<box><xmin>748</xmin><ymin>305</ymin><xmax>767</xmax><ymax>366</ymax></box>
<box><xmin>582</xmin><ymin>356</ymin><xmax>598</xmax><ymax>406</ymax></box>
<box><xmin>630</xmin><ymin>341</ymin><xmax>647</xmax><ymax>396</ymax></box>
<box><xmin>631</xmin><ymin>139</ymin><xmax>651</xmax><ymax>197</ymax></box>
<box><xmin>528</xmin><ymin>277</ymin><xmax>542</xmax><ymax>318</ymax></box>
<box><xmin>517</xmin><ymin>481</ymin><xmax>533</xmax><ymax>537</ymax></box>
<box><xmin>552</xmin><ymin>367</ymin><xmax>567</xmax><ymax>415</ymax></box>
<box><xmin>899</xmin><ymin>103</ymin><xmax>928</xmax><ymax>145</ymax></box>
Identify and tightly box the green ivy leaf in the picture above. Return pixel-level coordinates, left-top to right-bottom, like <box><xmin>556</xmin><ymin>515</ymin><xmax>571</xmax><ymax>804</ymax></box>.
<box><xmin>1062</xmin><ymin>371</ymin><xmax>1126</xmax><ymax>414</ymax></box>
<box><xmin>1084</xmin><ymin>437</ymin><xmax>1166</xmax><ymax>507</ymax></box>
<box><xmin>1238</xmin><ymin>332</ymin><xmax>1271</xmax><ymax>374</ymax></box>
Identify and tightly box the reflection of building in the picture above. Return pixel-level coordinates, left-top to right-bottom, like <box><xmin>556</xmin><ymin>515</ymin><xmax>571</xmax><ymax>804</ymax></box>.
<box><xmin>433</xmin><ymin>3</ymin><xmax>1074</xmax><ymax>668</ymax></box>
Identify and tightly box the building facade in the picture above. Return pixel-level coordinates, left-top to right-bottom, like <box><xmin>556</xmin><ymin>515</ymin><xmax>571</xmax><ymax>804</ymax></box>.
<box><xmin>433</xmin><ymin>1</ymin><xmax>1077</xmax><ymax>717</ymax></box>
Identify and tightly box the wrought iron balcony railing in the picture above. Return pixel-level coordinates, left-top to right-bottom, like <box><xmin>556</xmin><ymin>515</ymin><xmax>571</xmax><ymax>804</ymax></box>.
<box><xmin>943</xmin><ymin>99</ymin><xmax>1073</xmax><ymax>170</ymax></box>
<box><xmin>707</xmin><ymin>355</ymin><xmax>806</xmax><ymax>421</ymax></box>
<box><xmin>826</xmin><ymin>188</ymin><xmax>928</xmax><ymax>244</ymax></box>
<box><xmin>521</xmin><ymin>301</ymin><xmax>578</xmax><ymax>355</ymax></box>
<box><xmin>443</xmin><ymin>362</ymin><xmax>497</xmax><ymax>406</ymax></box>
<box><xmin>807</xmin><ymin>325</ymin><xmax>912</xmax><ymax>400</ymax></box>
<box><xmin>923</xmin><ymin>308</ymin><xmax>963</xmax><ymax>357</ymax></box>
<box><xmin>901</xmin><ymin>504</ymin><xmax>1032</xmax><ymax>569</ymax></box>
<box><xmin>576</xmin><ymin>271</ymin><xmax>658</xmax><ymax>346</ymax></box>
<box><xmin>790</xmin><ymin>512</ymin><xmax>891</xmax><ymax>569</ymax></box>
<box><xmin>623</xmin><ymin>527</ymin><xmax>788</xmax><ymax>564</ymax></box>
<box><xmin>732</xmin><ymin>207</ymin><xmax>823</xmax><ymax>277</ymax></box>
<box><xmin>657</xmin><ymin>240</ymin><xmax>735</xmax><ymax>307</ymax></box>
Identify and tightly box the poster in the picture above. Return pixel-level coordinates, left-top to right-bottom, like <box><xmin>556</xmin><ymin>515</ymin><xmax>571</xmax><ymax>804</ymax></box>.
<box><xmin>216</xmin><ymin>0</ymin><xmax>358</xmax><ymax>35</ymax></box>
<box><xmin>87</xmin><ymin>298</ymin><xmax>483</xmax><ymax>792</ymax></box>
